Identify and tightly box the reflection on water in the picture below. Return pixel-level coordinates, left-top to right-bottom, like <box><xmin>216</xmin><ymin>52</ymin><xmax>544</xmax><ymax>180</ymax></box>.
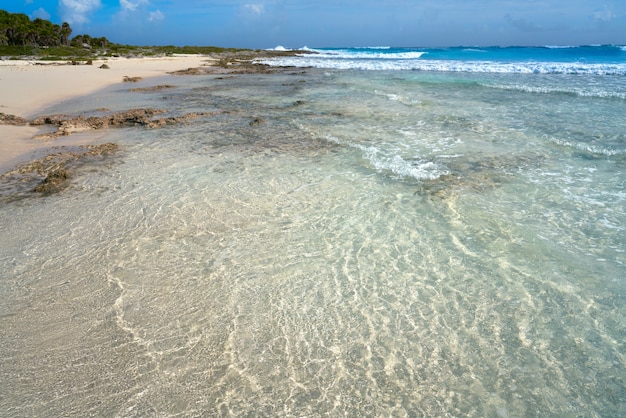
<box><xmin>1</xmin><ymin>69</ymin><xmax>624</xmax><ymax>417</ymax></box>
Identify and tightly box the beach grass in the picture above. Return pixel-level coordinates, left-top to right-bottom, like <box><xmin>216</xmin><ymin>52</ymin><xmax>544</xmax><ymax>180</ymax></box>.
<box><xmin>0</xmin><ymin>44</ymin><xmax>249</xmax><ymax>61</ymax></box>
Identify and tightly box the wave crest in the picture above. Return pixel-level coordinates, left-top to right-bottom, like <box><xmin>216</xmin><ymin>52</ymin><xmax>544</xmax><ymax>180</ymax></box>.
<box><xmin>258</xmin><ymin>56</ymin><xmax>626</xmax><ymax>75</ymax></box>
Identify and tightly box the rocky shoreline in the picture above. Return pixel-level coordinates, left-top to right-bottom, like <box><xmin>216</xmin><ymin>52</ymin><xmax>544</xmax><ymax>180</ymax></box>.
<box><xmin>0</xmin><ymin>50</ymin><xmax>309</xmax><ymax>200</ymax></box>
<box><xmin>0</xmin><ymin>107</ymin><xmax>217</xmax><ymax>199</ymax></box>
<box><xmin>31</xmin><ymin>109</ymin><xmax>213</xmax><ymax>140</ymax></box>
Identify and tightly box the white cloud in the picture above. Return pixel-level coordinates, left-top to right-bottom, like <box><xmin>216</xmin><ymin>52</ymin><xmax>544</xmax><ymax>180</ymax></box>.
<box><xmin>148</xmin><ymin>10</ymin><xmax>165</xmax><ymax>22</ymax></box>
<box><xmin>120</xmin><ymin>0</ymin><xmax>149</xmax><ymax>12</ymax></box>
<box><xmin>505</xmin><ymin>14</ymin><xmax>543</xmax><ymax>32</ymax></box>
<box><xmin>243</xmin><ymin>4</ymin><xmax>265</xmax><ymax>16</ymax></box>
<box><xmin>32</xmin><ymin>7</ymin><xmax>51</xmax><ymax>21</ymax></box>
<box><xmin>593</xmin><ymin>6</ymin><xmax>614</xmax><ymax>22</ymax></box>
<box><xmin>59</xmin><ymin>0</ymin><xmax>102</xmax><ymax>24</ymax></box>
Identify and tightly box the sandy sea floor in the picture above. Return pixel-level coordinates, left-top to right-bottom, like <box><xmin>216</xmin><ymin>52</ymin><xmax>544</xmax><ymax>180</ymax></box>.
<box><xmin>1</xmin><ymin>58</ymin><xmax>625</xmax><ymax>417</ymax></box>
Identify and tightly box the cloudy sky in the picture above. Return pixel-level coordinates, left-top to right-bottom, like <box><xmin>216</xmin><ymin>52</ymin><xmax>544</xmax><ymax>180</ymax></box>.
<box><xmin>4</xmin><ymin>0</ymin><xmax>625</xmax><ymax>48</ymax></box>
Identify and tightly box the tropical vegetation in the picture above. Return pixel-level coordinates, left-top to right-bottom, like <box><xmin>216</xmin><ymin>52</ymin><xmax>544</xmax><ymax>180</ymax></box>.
<box><xmin>0</xmin><ymin>9</ymin><xmax>242</xmax><ymax>60</ymax></box>
<box><xmin>1</xmin><ymin>9</ymin><xmax>74</xmax><ymax>47</ymax></box>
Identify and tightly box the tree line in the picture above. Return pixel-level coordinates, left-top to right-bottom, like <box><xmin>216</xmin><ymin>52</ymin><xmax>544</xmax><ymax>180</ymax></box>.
<box><xmin>0</xmin><ymin>9</ymin><xmax>109</xmax><ymax>48</ymax></box>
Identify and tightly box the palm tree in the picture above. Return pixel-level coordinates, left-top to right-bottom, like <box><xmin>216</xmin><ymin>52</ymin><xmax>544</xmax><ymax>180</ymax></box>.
<box><xmin>60</xmin><ymin>22</ymin><xmax>71</xmax><ymax>46</ymax></box>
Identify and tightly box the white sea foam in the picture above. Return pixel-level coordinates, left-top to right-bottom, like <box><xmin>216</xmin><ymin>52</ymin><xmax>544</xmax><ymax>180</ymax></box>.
<box><xmin>269</xmin><ymin>45</ymin><xmax>290</xmax><ymax>51</ymax></box>
<box><xmin>367</xmin><ymin>154</ymin><xmax>447</xmax><ymax>181</ymax></box>
<box><xmin>544</xmin><ymin>45</ymin><xmax>579</xmax><ymax>49</ymax></box>
<box><xmin>323</xmin><ymin>134</ymin><xmax>448</xmax><ymax>181</ymax></box>
<box><xmin>485</xmin><ymin>83</ymin><xmax>626</xmax><ymax>99</ymax></box>
<box><xmin>258</xmin><ymin>56</ymin><xmax>626</xmax><ymax>75</ymax></box>
<box><xmin>547</xmin><ymin>136</ymin><xmax>625</xmax><ymax>156</ymax></box>
<box><xmin>463</xmin><ymin>48</ymin><xmax>488</xmax><ymax>53</ymax></box>
<box><xmin>302</xmin><ymin>49</ymin><xmax>428</xmax><ymax>60</ymax></box>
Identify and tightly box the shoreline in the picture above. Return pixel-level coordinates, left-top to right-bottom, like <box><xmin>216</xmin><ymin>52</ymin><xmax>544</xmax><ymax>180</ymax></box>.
<box><xmin>0</xmin><ymin>55</ymin><xmax>213</xmax><ymax>173</ymax></box>
<box><xmin>0</xmin><ymin>51</ymin><xmax>309</xmax><ymax>199</ymax></box>
<box><xmin>0</xmin><ymin>55</ymin><xmax>214</xmax><ymax>117</ymax></box>
<box><xmin>0</xmin><ymin>49</ymin><xmax>309</xmax><ymax>175</ymax></box>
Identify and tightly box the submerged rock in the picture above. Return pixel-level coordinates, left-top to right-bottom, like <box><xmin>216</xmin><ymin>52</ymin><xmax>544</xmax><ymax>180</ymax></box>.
<box><xmin>168</xmin><ymin>67</ymin><xmax>205</xmax><ymax>75</ymax></box>
<box><xmin>0</xmin><ymin>143</ymin><xmax>119</xmax><ymax>200</ymax></box>
<box><xmin>129</xmin><ymin>85</ymin><xmax>177</xmax><ymax>93</ymax></box>
<box><xmin>33</xmin><ymin>169</ymin><xmax>69</xmax><ymax>194</ymax></box>
<box><xmin>414</xmin><ymin>153</ymin><xmax>543</xmax><ymax>199</ymax></box>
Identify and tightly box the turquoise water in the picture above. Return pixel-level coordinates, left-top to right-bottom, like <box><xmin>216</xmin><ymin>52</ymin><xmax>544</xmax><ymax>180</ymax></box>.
<box><xmin>266</xmin><ymin>45</ymin><xmax>626</xmax><ymax>74</ymax></box>
<box><xmin>1</xmin><ymin>48</ymin><xmax>625</xmax><ymax>416</ymax></box>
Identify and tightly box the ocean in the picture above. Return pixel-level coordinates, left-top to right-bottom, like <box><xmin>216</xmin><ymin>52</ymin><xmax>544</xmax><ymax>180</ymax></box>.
<box><xmin>1</xmin><ymin>45</ymin><xmax>625</xmax><ymax>416</ymax></box>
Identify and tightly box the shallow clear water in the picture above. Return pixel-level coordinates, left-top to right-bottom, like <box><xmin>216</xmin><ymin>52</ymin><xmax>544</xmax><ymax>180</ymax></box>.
<box><xmin>1</xmin><ymin>66</ymin><xmax>625</xmax><ymax>417</ymax></box>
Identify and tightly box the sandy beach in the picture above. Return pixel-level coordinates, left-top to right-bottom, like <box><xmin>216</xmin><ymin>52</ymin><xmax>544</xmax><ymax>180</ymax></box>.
<box><xmin>0</xmin><ymin>55</ymin><xmax>211</xmax><ymax>172</ymax></box>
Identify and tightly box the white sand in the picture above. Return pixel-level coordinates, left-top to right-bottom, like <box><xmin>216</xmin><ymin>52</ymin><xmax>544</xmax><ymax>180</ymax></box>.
<box><xmin>0</xmin><ymin>55</ymin><xmax>212</xmax><ymax>172</ymax></box>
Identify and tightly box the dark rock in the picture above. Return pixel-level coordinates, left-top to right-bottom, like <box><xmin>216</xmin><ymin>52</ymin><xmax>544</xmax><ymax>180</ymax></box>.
<box><xmin>0</xmin><ymin>143</ymin><xmax>120</xmax><ymax>199</ymax></box>
<box><xmin>129</xmin><ymin>85</ymin><xmax>176</xmax><ymax>93</ymax></box>
<box><xmin>0</xmin><ymin>112</ymin><xmax>28</xmax><ymax>126</ymax></box>
<box><xmin>168</xmin><ymin>67</ymin><xmax>205</xmax><ymax>75</ymax></box>
<box><xmin>30</xmin><ymin>108</ymin><xmax>213</xmax><ymax>140</ymax></box>
<box><xmin>33</xmin><ymin>169</ymin><xmax>69</xmax><ymax>194</ymax></box>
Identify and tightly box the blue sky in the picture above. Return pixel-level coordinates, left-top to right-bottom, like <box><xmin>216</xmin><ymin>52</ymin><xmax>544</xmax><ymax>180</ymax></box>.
<box><xmin>4</xmin><ymin>1</ymin><xmax>625</xmax><ymax>48</ymax></box>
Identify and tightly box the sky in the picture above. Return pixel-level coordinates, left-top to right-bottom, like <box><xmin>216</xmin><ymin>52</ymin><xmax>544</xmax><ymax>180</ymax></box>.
<box><xmin>3</xmin><ymin>0</ymin><xmax>625</xmax><ymax>48</ymax></box>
